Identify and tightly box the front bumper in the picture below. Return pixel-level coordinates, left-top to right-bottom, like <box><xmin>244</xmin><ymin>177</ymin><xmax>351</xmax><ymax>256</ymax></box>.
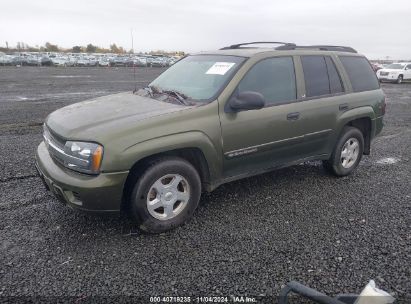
<box><xmin>35</xmin><ymin>141</ymin><xmax>129</xmax><ymax>212</ymax></box>
<box><xmin>377</xmin><ymin>74</ymin><xmax>399</xmax><ymax>82</ymax></box>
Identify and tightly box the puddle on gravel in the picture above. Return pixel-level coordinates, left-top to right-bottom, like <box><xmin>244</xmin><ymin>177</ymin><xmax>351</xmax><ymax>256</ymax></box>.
<box><xmin>376</xmin><ymin>157</ymin><xmax>400</xmax><ymax>165</ymax></box>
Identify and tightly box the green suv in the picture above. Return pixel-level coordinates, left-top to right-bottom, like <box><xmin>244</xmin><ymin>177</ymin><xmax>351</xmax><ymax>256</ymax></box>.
<box><xmin>36</xmin><ymin>42</ymin><xmax>385</xmax><ymax>233</ymax></box>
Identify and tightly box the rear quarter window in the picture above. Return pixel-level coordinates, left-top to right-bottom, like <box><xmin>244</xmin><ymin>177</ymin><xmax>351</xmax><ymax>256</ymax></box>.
<box><xmin>339</xmin><ymin>56</ymin><xmax>379</xmax><ymax>92</ymax></box>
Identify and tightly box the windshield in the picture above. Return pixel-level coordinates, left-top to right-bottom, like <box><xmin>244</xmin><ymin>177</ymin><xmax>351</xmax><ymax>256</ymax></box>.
<box><xmin>149</xmin><ymin>55</ymin><xmax>245</xmax><ymax>101</ymax></box>
<box><xmin>385</xmin><ymin>63</ymin><xmax>405</xmax><ymax>69</ymax></box>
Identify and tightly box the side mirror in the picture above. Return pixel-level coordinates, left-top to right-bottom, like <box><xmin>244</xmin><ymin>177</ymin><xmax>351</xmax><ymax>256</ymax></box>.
<box><xmin>229</xmin><ymin>91</ymin><xmax>265</xmax><ymax>111</ymax></box>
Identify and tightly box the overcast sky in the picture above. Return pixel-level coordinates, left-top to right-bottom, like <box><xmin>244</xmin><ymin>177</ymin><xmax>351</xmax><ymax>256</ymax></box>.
<box><xmin>1</xmin><ymin>0</ymin><xmax>410</xmax><ymax>59</ymax></box>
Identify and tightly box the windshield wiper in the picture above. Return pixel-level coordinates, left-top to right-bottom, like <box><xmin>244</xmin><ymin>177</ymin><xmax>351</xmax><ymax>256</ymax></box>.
<box><xmin>162</xmin><ymin>89</ymin><xmax>190</xmax><ymax>106</ymax></box>
<box><xmin>148</xmin><ymin>85</ymin><xmax>162</xmax><ymax>94</ymax></box>
<box><xmin>142</xmin><ymin>86</ymin><xmax>154</xmax><ymax>97</ymax></box>
<box><xmin>148</xmin><ymin>85</ymin><xmax>191</xmax><ymax>106</ymax></box>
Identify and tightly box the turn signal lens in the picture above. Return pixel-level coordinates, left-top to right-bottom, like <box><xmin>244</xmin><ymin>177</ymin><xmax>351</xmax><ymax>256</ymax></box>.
<box><xmin>91</xmin><ymin>145</ymin><xmax>103</xmax><ymax>173</ymax></box>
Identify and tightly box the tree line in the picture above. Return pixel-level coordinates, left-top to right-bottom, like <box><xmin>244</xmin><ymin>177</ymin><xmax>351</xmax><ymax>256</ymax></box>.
<box><xmin>0</xmin><ymin>42</ymin><xmax>185</xmax><ymax>56</ymax></box>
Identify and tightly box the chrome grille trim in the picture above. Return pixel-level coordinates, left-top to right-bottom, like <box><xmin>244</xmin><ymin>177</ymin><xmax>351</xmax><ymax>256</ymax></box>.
<box><xmin>43</xmin><ymin>125</ymin><xmax>89</xmax><ymax>167</ymax></box>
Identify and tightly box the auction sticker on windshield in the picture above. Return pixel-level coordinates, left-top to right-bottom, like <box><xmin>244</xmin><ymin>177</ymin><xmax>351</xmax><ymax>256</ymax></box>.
<box><xmin>206</xmin><ymin>62</ymin><xmax>236</xmax><ymax>75</ymax></box>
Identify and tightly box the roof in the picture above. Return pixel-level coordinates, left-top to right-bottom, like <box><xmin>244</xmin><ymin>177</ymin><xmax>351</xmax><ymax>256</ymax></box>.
<box><xmin>195</xmin><ymin>42</ymin><xmax>362</xmax><ymax>58</ymax></box>
<box><xmin>196</xmin><ymin>48</ymin><xmax>364</xmax><ymax>58</ymax></box>
<box><xmin>197</xmin><ymin>48</ymin><xmax>275</xmax><ymax>57</ymax></box>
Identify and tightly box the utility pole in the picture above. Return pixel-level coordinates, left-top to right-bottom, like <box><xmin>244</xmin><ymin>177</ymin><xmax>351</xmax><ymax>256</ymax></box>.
<box><xmin>130</xmin><ymin>28</ymin><xmax>134</xmax><ymax>54</ymax></box>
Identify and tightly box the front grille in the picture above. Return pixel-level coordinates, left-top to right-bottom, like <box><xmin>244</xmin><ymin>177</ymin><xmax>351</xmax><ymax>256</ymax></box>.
<box><xmin>43</xmin><ymin>125</ymin><xmax>66</xmax><ymax>165</ymax></box>
<box><xmin>48</xmin><ymin>128</ymin><xmax>66</xmax><ymax>147</ymax></box>
<box><xmin>380</xmin><ymin>72</ymin><xmax>389</xmax><ymax>76</ymax></box>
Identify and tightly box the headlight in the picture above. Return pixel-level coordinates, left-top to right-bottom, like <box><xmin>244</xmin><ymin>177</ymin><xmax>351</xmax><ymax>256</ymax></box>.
<box><xmin>63</xmin><ymin>141</ymin><xmax>103</xmax><ymax>174</ymax></box>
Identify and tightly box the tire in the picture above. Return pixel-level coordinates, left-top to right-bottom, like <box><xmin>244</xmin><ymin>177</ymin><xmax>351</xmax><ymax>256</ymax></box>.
<box><xmin>323</xmin><ymin>126</ymin><xmax>364</xmax><ymax>177</ymax></box>
<box><xmin>129</xmin><ymin>157</ymin><xmax>201</xmax><ymax>233</ymax></box>
<box><xmin>396</xmin><ymin>75</ymin><xmax>403</xmax><ymax>84</ymax></box>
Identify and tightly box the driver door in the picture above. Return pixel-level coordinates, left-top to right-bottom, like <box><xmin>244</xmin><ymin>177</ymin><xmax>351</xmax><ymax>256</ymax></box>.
<box><xmin>219</xmin><ymin>56</ymin><xmax>307</xmax><ymax>178</ymax></box>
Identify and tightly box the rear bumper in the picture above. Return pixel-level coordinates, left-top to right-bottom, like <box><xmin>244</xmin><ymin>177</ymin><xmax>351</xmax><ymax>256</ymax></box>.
<box><xmin>35</xmin><ymin>141</ymin><xmax>129</xmax><ymax>212</ymax></box>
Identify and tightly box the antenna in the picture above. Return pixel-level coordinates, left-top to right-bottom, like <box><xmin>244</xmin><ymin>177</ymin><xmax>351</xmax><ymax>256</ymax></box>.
<box><xmin>131</xmin><ymin>28</ymin><xmax>137</xmax><ymax>93</ymax></box>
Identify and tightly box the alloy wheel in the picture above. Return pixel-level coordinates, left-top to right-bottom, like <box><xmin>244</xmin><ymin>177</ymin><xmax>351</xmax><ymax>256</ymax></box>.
<box><xmin>340</xmin><ymin>137</ymin><xmax>360</xmax><ymax>169</ymax></box>
<box><xmin>146</xmin><ymin>174</ymin><xmax>190</xmax><ymax>220</ymax></box>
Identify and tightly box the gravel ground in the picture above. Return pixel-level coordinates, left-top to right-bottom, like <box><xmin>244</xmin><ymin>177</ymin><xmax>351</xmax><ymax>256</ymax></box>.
<box><xmin>0</xmin><ymin>67</ymin><xmax>410</xmax><ymax>303</ymax></box>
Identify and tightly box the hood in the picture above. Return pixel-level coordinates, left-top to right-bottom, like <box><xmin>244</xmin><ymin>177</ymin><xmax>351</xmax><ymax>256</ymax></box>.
<box><xmin>46</xmin><ymin>91</ymin><xmax>188</xmax><ymax>140</ymax></box>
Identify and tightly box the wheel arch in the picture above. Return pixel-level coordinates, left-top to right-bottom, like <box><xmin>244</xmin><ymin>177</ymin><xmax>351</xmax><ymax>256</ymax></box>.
<box><xmin>335</xmin><ymin>106</ymin><xmax>375</xmax><ymax>155</ymax></box>
<box><xmin>346</xmin><ymin>117</ymin><xmax>372</xmax><ymax>154</ymax></box>
<box><xmin>119</xmin><ymin>131</ymin><xmax>222</xmax><ymax>210</ymax></box>
<box><xmin>121</xmin><ymin>147</ymin><xmax>212</xmax><ymax>211</ymax></box>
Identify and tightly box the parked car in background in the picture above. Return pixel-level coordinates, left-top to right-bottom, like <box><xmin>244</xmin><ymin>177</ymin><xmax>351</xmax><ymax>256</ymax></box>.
<box><xmin>25</xmin><ymin>56</ymin><xmax>42</xmax><ymax>66</ymax></box>
<box><xmin>87</xmin><ymin>56</ymin><xmax>98</xmax><ymax>67</ymax></box>
<box><xmin>98</xmin><ymin>57</ymin><xmax>111</xmax><ymax>67</ymax></box>
<box><xmin>376</xmin><ymin>62</ymin><xmax>411</xmax><ymax>83</ymax></box>
<box><xmin>150</xmin><ymin>57</ymin><xmax>168</xmax><ymax>67</ymax></box>
<box><xmin>76</xmin><ymin>57</ymin><xmax>90</xmax><ymax>67</ymax></box>
<box><xmin>0</xmin><ymin>54</ymin><xmax>15</xmax><ymax>65</ymax></box>
<box><xmin>65</xmin><ymin>57</ymin><xmax>77</xmax><ymax>67</ymax></box>
<box><xmin>0</xmin><ymin>52</ymin><xmax>179</xmax><ymax>68</ymax></box>
<box><xmin>11</xmin><ymin>55</ymin><xmax>24</xmax><ymax>66</ymax></box>
<box><xmin>51</xmin><ymin>57</ymin><xmax>68</xmax><ymax>67</ymax></box>
<box><xmin>111</xmin><ymin>56</ymin><xmax>133</xmax><ymax>67</ymax></box>
<box><xmin>168</xmin><ymin>57</ymin><xmax>178</xmax><ymax>66</ymax></box>
<box><xmin>133</xmin><ymin>57</ymin><xmax>148</xmax><ymax>67</ymax></box>
<box><xmin>370</xmin><ymin>63</ymin><xmax>381</xmax><ymax>72</ymax></box>
<box><xmin>40</xmin><ymin>56</ymin><xmax>53</xmax><ymax>66</ymax></box>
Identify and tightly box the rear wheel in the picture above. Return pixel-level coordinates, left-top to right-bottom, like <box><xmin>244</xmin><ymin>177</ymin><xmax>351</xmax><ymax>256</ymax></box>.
<box><xmin>129</xmin><ymin>157</ymin><xmax>201</xmax><ymax>233</ymax></box>
<box><xmin>396</xmin><ymin>75</ymin><xmax>403</xmax><ymax>84</ymax></box>
<box><xmin>323</xmin><ymin>126</ymin><xmax>364</xmax><ymax>176</ymax></box>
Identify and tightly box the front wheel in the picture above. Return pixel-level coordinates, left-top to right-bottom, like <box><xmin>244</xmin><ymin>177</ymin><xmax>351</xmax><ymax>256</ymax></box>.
<box><xmin>323</xmin><ymin>126</ymin><xmax>364</xmax><ymax>176</ymax></box>
<box><xmin>396</xmin><ymin>75</ymin><xmax>403</xmax><ymax>84</ymax></box>
<box><xmin>129</xmin><ymin>157</ymin><xmax>201</xmax><ymax>233</ymax></box>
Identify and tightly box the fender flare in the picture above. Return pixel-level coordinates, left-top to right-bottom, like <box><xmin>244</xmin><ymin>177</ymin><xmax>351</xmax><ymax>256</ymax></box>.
<box><xmin>330</xmin><ymin>106</ymin><xmax>376</xmax><ymax>151</ymax></box>
<box><xmin>118</xmin><ymin>131</ymin><xmax>222</xmax><ymax>182</ymax></box>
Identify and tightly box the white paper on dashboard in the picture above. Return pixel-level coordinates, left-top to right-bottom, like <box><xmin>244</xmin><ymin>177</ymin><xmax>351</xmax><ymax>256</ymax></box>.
<box><xmin>206</xmin><ymin>62</ymin><xmax>235</xmax><ymax>75</ymax></box>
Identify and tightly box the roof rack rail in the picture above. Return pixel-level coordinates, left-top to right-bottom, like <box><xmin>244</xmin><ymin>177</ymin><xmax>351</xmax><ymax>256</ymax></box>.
<box><xmin>275</xmin><ymin>44</ymin><xmax>357</xmax><ymax>53</ymax></box>
<box><xmin>220</xmin><ymin>41</ymin><xmax>296</xmax><ymax>50</ymax></box>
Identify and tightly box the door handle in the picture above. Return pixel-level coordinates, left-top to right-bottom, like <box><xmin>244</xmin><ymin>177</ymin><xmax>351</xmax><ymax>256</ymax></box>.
<box><xmin>287</xmin><ymin>112</ymin><xmax>300</xmax><ymax>121</ymax></box>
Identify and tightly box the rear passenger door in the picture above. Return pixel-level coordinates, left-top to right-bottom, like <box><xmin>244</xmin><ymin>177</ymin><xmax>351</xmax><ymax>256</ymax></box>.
<box><xmin>296</xmin><ymin>55</ymin><xmax>346</xmax><ymax>156</ymax></box>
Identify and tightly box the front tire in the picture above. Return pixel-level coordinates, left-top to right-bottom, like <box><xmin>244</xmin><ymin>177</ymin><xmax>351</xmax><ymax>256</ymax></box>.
<box><xmin>396</xmin><ymin>75</ymin><xmax>403</xmax><ymax>84</ymax></box>
<box><xmin>129</xmin><ymin>157</ymin><xmax>201</xmax><ymax>233</ymax></box>
<box><xmin>323</xmin><ymin>126</ymin><xmax>364</xmax><ymax>176</ymax></box>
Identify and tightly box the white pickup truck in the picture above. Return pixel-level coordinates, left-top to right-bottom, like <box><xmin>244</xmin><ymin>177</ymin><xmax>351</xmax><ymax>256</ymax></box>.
<box><xmin>376</xmin><ymin>62</ymin><xmax>411</xmax><ymax>83</ymax></box>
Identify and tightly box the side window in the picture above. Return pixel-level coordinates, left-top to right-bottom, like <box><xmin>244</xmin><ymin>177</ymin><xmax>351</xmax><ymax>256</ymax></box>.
<box><xmin>406</xmin><ymin>64</ymin><xmax>411</xmax><ymax>70</ymax></box>
<box><xmin>237</xmin><ymin>57</ymin><xmax>296</xmax><ymax>106</ymax></box>
<box><xmin>339</xmin><ymin>56</ymin><xmax>379</xmax><ymax>92</ymax></box>
<box><xmin>325</xmin><ymin>56</ymin><xmax>344</xmax><ymax>93</ymax></box>
<box><xmin>301</xmin><ymin>56</ymin><xmax>330</xmax><ymax>97</ymax></box>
